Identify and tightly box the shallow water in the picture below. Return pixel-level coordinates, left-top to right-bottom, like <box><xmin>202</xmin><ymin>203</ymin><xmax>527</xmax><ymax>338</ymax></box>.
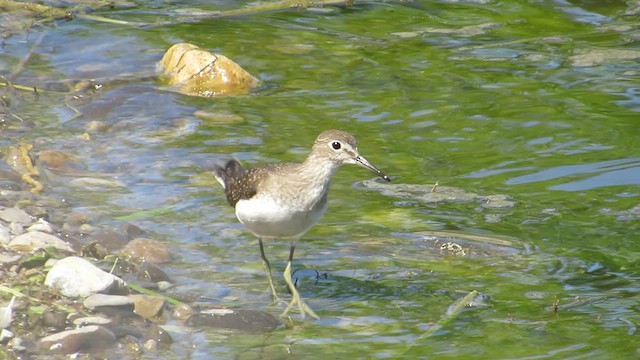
<box><xmin>2</xmin><ymin>0</ymin><xmax>640</xmax><ymax>358</ymax></box>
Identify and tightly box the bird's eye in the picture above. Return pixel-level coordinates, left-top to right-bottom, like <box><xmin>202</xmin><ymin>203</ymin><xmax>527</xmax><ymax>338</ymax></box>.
<box><xmin>331</xmin><ymin>141</ymin><xmax>341</xmax><ymax>150</ymax></box>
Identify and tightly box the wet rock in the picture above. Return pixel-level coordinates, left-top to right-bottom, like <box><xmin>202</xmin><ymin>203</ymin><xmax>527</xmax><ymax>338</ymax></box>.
<box><xmin>415</xmin><ymin>231</ymin><xmax>519</xmax><ymax>258</ymax></box>
<box><xmin>360</xmin><ymin>180</ymin><xmax>516</xmax><ymax>209</ymax></box>
<box><xmin>145</xmin><ymin>324</ymin><xmax>172</xmax><ymax>347</ymax></box>
<box><xmin>72</xmin><ymin>316</ymin><xmax>112</xmax><ymax>326</ymax></box>
<box><xmin>87</xmin><ymin>229</ymin><xmax>129</xmax><ymax>252</ymax></box>
<box><xmin>80</xmin><ymin>241</ymin><xmax>111</xmax><ymax>259</ymax></box>
<box><xmin>9</xmin><ymin>231</ymin><xmax>74</xmax><ymax>252</ymax></box>
<box><xmin>42</xmin><ymin>310</ymin><xmax>67</xmax><ymax>331</ymax></box>
<box><xmin>172</xmin><ymin>303</ymin><xmax>194</xmax><ymax>321</ymax></box>
<box><xmin>83</xmin><ymin>294</ymin><xmax>134</xmax><ymax>313</ymax></box>
<box><xmin>45</xmin><ymin>256</ymin><xmax>128</xmax><ymax>298</ymax></box>
<box><xmin>122</xmin><ymin>238</ymin><xmax>171</xmax><ymax>264</ymax></box>
<box><xmin>85</xmin><ymin>120</ymin><xmax>109</xmax><ymax>133</ymax></box>
<box><xmin>37</xmin><ymin>150</ymin><xmax>80</xmax><ymax>171</ymax></box>
<box><xmin>144</xmin><ymin>339</ymin><xmax>157</xmax><ymax>352</ymax></box>
<box><xmin>69</xmin><ymin>177</ymin><xmax>126</xmax><ymax>189</ymax></box>
<box><xmin>0</xmin><ymin>329</ymin><xmax>13</xmax><ymax>343</ymax></box>
<box><xmin>121</xmin><ymin>223</ymin><xmax>145</xmax><ymax>239</ymax></box>
<box><xmin>120</xmin><ymin>335</ymin><xmax>142</xmax><ymax>356</ymax></box>
<box><xmin>8</xmin><ymin>336</ymin><xmax>25</xmax><ymax>351</ymax></box>
<box><xmin>0</xmin><ymin>207</ymin><xmax>32</xmax><ymax>224</ymax></box>
<box><xmin>0</xmin><ymin>224</ymin><xmax>10</xmax><ymax>245</ymax></box>
<box><xmin>158</xmin><ymin>43</ymin><xmax>261</xmax><ymax>98</ymax></box>
<box><xmin>138</xmin><ymin>262</ymin><xmax>171</xmax><ymax>283</ymax></box>
<box><xmin>39</xmin><ymin>325</ymin><xmax>116</xmax><ymax>354</ymax></box>
<box><xmin>79</xmin><ymin>223</ymin><xmax>94</xmax><ymax>234</ymax></box>
<box><xmin>130</xmin><ymin>295</ymin><xmax>164</xmax><ymax>319</ymax></box>
<box><xmin>26</xmin><ymin>218</ymin><xmax>55</xmax><ymax>233</ymax></box>
<box><xmin>570</xmin><ymin>48</ymin><xmax>640</xmax><ymax>67</ymax></box>
<box><xmin>187</xmin><ymin>308</ymin><xmax>282</xmax><ymax>332</ymax></box>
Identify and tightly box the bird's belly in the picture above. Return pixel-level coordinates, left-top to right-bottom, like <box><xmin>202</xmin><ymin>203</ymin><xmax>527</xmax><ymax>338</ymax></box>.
<box><xmin>235</xmin><ymin>197</ymin><xmax>327</xmax><ymax>239</ymax></box>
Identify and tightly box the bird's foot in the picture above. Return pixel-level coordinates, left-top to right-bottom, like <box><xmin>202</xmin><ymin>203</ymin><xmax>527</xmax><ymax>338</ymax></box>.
<box><xmin>280</xmin><ymin>290</ymin><xmax>319</xmax><ymax>320</ymax></box>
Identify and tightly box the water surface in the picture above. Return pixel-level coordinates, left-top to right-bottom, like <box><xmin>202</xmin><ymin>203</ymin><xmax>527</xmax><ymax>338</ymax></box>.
<box><xmin>1</xmin><ymin>0</ymin><xmax>639</xmax><ymax>358</ymax></box>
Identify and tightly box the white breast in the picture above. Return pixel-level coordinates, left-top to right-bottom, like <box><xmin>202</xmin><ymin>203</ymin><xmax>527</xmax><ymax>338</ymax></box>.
<box><xmin>235</xmin><ymin>195</ymin><xmax>328</xmax><ymax>240</ymax></box>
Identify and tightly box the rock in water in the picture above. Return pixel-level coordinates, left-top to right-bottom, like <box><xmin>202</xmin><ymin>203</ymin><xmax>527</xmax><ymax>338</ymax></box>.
<box><xmin>39</xmin><ymin>326</ymin><xmax>116</xmax><ymax>354</ymax></box>
<box><xmin>9</xmin><ymin>231</ymin><xmax>74</xmax><ymax>252</ymax></box>
<box><xmin>45</xmin><ymin>256</ymin><xmax>128</xmax><ymax>298</ymax></box>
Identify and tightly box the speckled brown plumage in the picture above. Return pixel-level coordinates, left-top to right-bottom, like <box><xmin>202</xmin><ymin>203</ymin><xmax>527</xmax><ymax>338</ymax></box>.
<box><xmin>213</xmin><ymin>161</ymin><xmax>300</xmax><ymax>207</ymax></box>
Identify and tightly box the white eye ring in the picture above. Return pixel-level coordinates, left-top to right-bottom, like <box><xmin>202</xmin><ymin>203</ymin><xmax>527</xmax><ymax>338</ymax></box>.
<box><xmin>331</xmin><ymin>141</ymin><xmax>341</xmax><ymax>150</ymax></box>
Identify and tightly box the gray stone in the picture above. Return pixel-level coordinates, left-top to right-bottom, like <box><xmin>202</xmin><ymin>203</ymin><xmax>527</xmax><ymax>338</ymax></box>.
<box><xmin>9</xmin><ymin>231</ymin><xmax>74</xmax><ymax>252</ymax></box>
<box><xmin>0</xmin><ymin>329</ymin><xmax>13</xmax><ymax>343</ymax></box>
<box><xmin>39</xmin><ymin>325</ymin><xmax>116</xmax><ymax>354</ymax></box>
<box><xmin>0</xmin><ymin>224</ymin><xmax>10</xmax><ymax>245</ymax></box>
<box><xmin>0</xmin><ymin>253</ymin><xmax>21</xmax><ymax>266</ymax></box>
<box><xmin>9</xmin><ymin>222</ymin><xmax>24</xmax><ymax>236</ymax></box>
<box><xmin>26</xmin><ymin>219</ymin><xmax>55</xmax><ymax>233</ymax></box>
<box><xmin>0</xmin><ymin>296</ymin><xmax>15</xmax><ymax>329</ymax></box>
<box><xmin>45</xmin><ymin>256</ymin><xmax>128</xmax><ymax>298</ymax></box>
<box><xmin>0</xmin><ymin>208</ymin><xmax>32</xmax><ymax>224</ymax></box>
<box><xmin>72</xmin><ymin>316</ymin><xmax>112</xmax><ymax>326</ymax></box>
<box><xmin>83</xmin><ymin>294</ymin><xmax>133</xmax><ymax>311</ymax></box>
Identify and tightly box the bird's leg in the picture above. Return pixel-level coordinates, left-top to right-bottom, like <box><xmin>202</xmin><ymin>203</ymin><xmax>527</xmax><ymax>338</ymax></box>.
<box><xmin>258</xmin><ymin>239</ymin><xmax>281</xmax><ymax>304</ymax></box>
<box><xmin>281</xmin><ymin>243</ymin><xmax>319</xmax><ymax>320</ymax></box>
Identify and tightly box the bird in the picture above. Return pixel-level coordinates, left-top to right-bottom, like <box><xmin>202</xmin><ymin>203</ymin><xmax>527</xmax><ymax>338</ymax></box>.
<box><xmin>213</xmin><ymin>129</ymin><xmax>390</xmax><ymax>319</ymax></box>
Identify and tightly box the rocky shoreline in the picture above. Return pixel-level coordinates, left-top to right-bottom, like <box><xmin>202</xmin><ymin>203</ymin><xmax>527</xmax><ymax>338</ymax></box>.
<box><xmin>0</xmin><ymin>189</ymin><xmax>282</xmax><ymax>358</ymax></box>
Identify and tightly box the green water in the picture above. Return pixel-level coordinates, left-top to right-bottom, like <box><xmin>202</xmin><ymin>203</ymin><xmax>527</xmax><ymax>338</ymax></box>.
<box><xmin>2</xmin><ymin>0</ymin><xmax>640</xmax><ymax>358</ymax></box>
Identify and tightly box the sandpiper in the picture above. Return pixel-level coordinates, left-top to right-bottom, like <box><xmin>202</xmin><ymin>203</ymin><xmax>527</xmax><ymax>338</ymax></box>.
<box><xmin>213</xmin><ymin>129</ymin><xmax>390</xmax><ymax>319</ymax></box>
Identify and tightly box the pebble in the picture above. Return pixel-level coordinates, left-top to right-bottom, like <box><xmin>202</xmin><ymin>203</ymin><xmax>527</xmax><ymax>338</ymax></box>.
<box><xmin>0</xmin><ymin>329</ymin><xmax>13</xmax><ymax>343</ymax></box>
<box><xmin>88</xmin><ymin>229</ymin><xmax>129</xmax><ymax>252</ymax></box>
<box><xmin>0</xmin><ymin>207</ymin><xmax>32</xmax><ymax>224</ymax></box>
<box><xmin>145</xmin><ymin>324</ymin><xmax>172</xmax><ymax>346</ymax></box>
<box><xmin>72</xmin><ymin>316</ymin><xmax>112</xmax><ymax>326</ymax></box>
<box><xmin>130</xmin><ymin>295</ymin><xmax>164</xmax><ymax>319</ymax></box>
<box><xmin>44</xmin><ymin>256</ymin><xmax>128</xmax><ymax>298</ymax></box>
<box><xmin>9</xmin><ymin>231</ymin><xmax>74</xmax><ymax>252</ymax></box>
<box><xmin>39</xmin><ymin>325</ymin><xmax>116</xmax><ymax>354</ymax></box>
<box><xmin>122</xmin><ymin>238</ymin><xmax>171</xmax><ymax>264</ymax></box>
<box><xmin>138</xmin><ymin>262</ymin><xmax>171</xmax><ymax>283</ymax></box>
<box><xmin>172</xmin><ymin>303</ymin><xmax>193</xmax><ymax>321</ymax></box>
<box><xmin>83</xmin><ymin>294</ymin><xmax>134</xmax><ymax>311</ymax></box>
<box><xmin>9</xmin><ymin>222</ymin><xmax>24</xmax><ymax>236</ymax></box>
<box><xmin>26</xmin><ymin>219</ymin><xmax>55</xmax><ymax>233</ymax></box>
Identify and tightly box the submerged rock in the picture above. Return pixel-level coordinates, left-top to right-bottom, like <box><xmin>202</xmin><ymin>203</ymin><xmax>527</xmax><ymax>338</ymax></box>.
<box><xmin>130</xmin><ymin>294</ymin><xmax>164</xmax><ymax>319</ymax></box>
<box><xmin>359</xmin><ymin>180</ymin><xmax>516</xmax><ymax>209</ymax></box>
<box><xmin>9</xmin><ymin>231</ymin><xmax>74</xmax><ymax>252</ymax></box>
<box><xmin>187</xmin><ymin>308</ymin><xmax>282</xmax><ymax>332</ymax></box>
<box><xmin>122</xmin><ymin>238</ymin><xmax>171</xmax><ymax>264</ymax></box>
<box><xmin>45</xmin><ymin>256</ymin><xmax>128</xmax><ymax>298</ymax></box>
<box><xmin>38</xmin><ymin>325</ymin><xmax>116</xmax><ymax>354</ymax></box>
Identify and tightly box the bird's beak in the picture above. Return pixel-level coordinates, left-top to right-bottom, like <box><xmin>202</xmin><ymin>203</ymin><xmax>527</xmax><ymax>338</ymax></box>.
<box><xmin>354</xmin><ymin>154</ymin><xmax>391</xmax><ymax>182</ymax></box>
